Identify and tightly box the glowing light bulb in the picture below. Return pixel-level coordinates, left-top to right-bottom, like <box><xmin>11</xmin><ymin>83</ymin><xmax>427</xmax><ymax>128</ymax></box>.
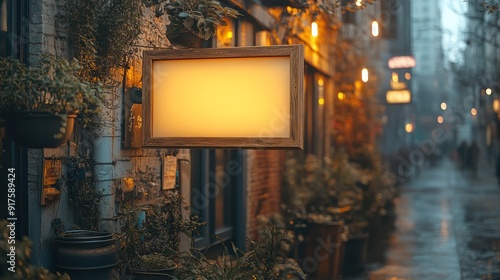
<box><xmin>311</xmin><ymin>21</ymin><xmax>318</xmax><ymax>38</ymax></box>
<box><xmin>405</xmin><ymin>123</ymin><xmax>414</xmax><ymax>133</ymax></box>
<box><xmin>486</xmin><ymin>88</ymin><xmax>492</xmax><ymax>95</ymax></box>
<box><xmin>440</xmin><ymin>102</ymin><xmax>447</xmax><ymax>111</ymax></box>
<box><xmin>371</xmin><ymin>20</ymin><xmax>379</xmax><ymax>37</ymax></box>
<box><xmin>361</xmin><ymin>68</ymin><xmax>369</xmax><ymax>82</ymax></box>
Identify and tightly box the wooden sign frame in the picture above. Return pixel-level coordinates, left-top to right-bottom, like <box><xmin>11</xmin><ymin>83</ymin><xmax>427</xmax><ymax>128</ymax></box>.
<box><xmin>142</xmin><ymin>45</ymin><xmax>304</xmax><ymax>148</ymax></box>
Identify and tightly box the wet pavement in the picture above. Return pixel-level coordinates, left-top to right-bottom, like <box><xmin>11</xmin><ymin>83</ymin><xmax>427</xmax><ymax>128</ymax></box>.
<box><xmin>346</xmin><ymin>157</ymin><xmax>500</xmax><ymax>280</ymax></box>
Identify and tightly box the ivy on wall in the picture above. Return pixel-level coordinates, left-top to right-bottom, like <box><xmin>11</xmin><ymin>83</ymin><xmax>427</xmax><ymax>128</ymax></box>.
<box><xmin>65</xmin><ymin>0</ymin><xmax>143</xmax><ymax>84</ymax></box>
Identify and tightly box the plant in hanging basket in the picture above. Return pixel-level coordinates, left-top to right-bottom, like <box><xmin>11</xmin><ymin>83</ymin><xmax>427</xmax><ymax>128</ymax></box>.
<box><xmin>0</xmin><ymin>54</ymin><xmax>103</xmax><ymax>147</ymax></box>
<box><xmin>144</xmin><ymin>0</ymin><xmax>240</xmax><ymax>46</ymax></box>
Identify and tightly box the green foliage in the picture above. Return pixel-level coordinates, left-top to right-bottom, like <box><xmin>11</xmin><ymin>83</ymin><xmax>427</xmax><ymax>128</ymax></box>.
<box><xmin>68</xmin><ymin>179</ymin><xmax>104</xmax><ymax>231</ymax></box>
<box><xmin>0</xmin><ymin>220</ymin><xmax>70</xmax><ymax>280</ymax></box>
<box><xmin>0</xmin><ymin>55</ymin><xmax>103</xmax><ymax>127</ymax></box>
<box><xmin>144</xmin><ymin>0</ymin><xmax>240</xmax><ymax>40</ymax></box>
<box><xmin>62</xmin><ymin>156</ymin><xmax>103</xmax><ymax>230</ymax></box>
<box><xmin>119</xmin><ymin>191</ymin><xmax>205</xmax><ymax>270</ymax></box>
<box><xmin>65</xmin><ymin>0</ymin><xmax>142</xmax><ymax>84</ymax></box>
<box><xmin>282</xmin><ymin>149</ymin><xmax>396</xmax><ymax>239</ymax></box>
<box><xmin>174</xmin><ymin>220</ymin><xmax>306</xmax><ymax>280</ymax></box>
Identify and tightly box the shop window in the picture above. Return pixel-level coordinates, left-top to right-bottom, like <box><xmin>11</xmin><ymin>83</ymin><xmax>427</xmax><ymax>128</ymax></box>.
<box><xmin>304</xmin><ymin>66</ymin><xmax>326</xmax><ymax>157</ymax></box>
<box><xmin>190</xmin><ymin>149</ymin><xmax>242</xmax><ymax>249</ymax></box>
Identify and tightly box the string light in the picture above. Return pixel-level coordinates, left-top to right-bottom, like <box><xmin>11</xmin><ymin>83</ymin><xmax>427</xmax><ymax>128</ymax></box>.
<box><xmin>361</xmin><ymin>68</ymin><xmax>369</xmax><ymax>82</ymax></box>
<box><xmin>371</xmin><ymin>20</ymin><xmax>379</xmax><ymax>37</ymax></box>
<box><xmin>311</xmin><ymin>21</ymin><xmax>318</xmax><ymax>37</ymax></box>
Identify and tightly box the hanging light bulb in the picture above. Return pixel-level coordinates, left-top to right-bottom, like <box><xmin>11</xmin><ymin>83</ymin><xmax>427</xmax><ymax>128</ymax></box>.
<box><xmin>371</xmin><ymin>20</ymin><xmax>379</xmax><ymax>37</ymax></box>
<box><xmin>356</xmin><ymin>0</ymin><xmax>362</xmax><ymax>7</ymax></box>
<box><xmin>311</xmin><ymin>21</ymin><xmax>318</xmax><ymax>38</ymax></box>
<box><xmin>361</xmin><ymin>68</ymin><xmax>369</xmax><ymax>82</ymax></box>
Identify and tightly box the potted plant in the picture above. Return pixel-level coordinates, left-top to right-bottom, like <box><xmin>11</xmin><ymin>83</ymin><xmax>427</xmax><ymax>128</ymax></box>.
<box><xmin>0</xmin><ymin>54</ymin><xmax>103</xmax><ymax>148</ymax></box>
<box><xmin>119</xmin><ymin>191</ymin><xmax>204</xmax><ymax>279</ymax></box>
<box><xmin>144</xmin><ymin>0</ymin><xmax>241</xmax><ymax>47</ymax></box>
<box><xmin>174</xmin><ymin>219</ymin><xmax>307</xmax><ymax>280</ymax></box>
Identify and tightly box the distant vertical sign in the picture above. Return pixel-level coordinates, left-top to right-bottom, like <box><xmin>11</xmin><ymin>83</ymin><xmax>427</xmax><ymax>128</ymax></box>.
<box><xmin>388</xmin><ymin>56</ymin><xmax>416</xmax><ymax>69</ymax></box>
<box><xmin>386</xmin><ymin>90</ymin><xmax>412</xmax><ymax>104</ymax></box>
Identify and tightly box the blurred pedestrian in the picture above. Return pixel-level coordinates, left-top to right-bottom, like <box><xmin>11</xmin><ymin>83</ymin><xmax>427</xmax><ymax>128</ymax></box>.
<box><xmin>466</xmin><ymin>141</ymin><xmax>479</xmax><ymax>175</ymax></box>
<box><xmin>457</xmin><ymin>141</ymin><xmax>468</xmax><ymax>170</ymax></box>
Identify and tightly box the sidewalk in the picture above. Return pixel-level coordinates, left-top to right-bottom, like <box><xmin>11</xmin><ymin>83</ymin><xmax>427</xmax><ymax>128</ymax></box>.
<box><xmin>347</xmin><ymin>157</ymin><xmax>500</xmax><ymax>280</ymax></box>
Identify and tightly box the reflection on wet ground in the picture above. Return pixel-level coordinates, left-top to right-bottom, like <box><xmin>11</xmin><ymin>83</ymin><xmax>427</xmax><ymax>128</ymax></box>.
<box><xmin>346</xmin><ymin>158</ymin><xmax>500</xmax><ymax>280</ymax></box>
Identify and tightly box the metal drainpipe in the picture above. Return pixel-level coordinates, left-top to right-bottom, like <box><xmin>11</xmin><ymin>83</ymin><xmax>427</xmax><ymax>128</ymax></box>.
<box><xmin>93</xmin><ymin>88</ymin><xmax>118</xmax><ymax>232</ymax></box>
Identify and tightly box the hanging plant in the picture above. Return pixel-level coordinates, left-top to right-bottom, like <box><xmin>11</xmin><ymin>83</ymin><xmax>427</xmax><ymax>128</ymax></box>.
<box><xmin>143</xmin><ymin>0</ymin><xmax>240</xmax><ymax>47</ymax></box>
<box><xmin>65</xmin><ymin>0</ymin><xmax>143</xmax><ymax>84</ymax></box>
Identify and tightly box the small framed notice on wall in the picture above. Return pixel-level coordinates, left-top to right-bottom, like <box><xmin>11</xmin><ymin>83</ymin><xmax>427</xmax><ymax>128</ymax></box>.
<box><xmin>162</xmin><ymin>155</ymin><xmax>177</xmax><ymax>190</ymax></box>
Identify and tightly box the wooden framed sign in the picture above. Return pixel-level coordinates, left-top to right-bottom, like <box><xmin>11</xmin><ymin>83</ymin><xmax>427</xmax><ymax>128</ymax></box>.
<box><xmin>142</xmin><ymin>45</ymin><xmax>304</xmax><ymax>148</ymax></box>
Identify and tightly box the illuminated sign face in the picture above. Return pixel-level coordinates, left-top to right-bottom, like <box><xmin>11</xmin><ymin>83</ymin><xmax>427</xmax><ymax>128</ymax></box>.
<box><xmin>388</xmin><ymin>56</ymin><xmax>416</xmax><ymax>69</ymax></box>
<box><xmin>142</xmin><ymin>45</ymin><xmax>304</xmax><ymax>148</ymax></box>
<box><xmin>386</xmin><ymin>90</ymin><xmax>412</xmax><ymax>104</ymax></box>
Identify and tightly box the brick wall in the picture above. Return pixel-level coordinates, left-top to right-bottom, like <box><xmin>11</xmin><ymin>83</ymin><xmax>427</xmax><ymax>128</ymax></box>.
<box><xmin>246</xmin><ymin>150</ymin><xmax>284</xmax><ymax>239</ymax></box>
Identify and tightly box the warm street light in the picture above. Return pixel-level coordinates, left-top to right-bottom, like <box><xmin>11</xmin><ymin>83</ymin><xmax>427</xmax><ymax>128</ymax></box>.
<box><xmin>371</xmin><ymin>20</ymin><xmax>379</xmax><ymax>37</ymax></box>
<box><xmin>362</xmin><ymin>68</ymin><xmax>369</xmax><ymax>82</ymax></box>
<box><xmin>391</xmin><ymin>72</ymin><xmax>398</xmax><ymax>83</ymax></box>
<box><xmin>338</xmin><ymin>92</ymin><xmax>345</xmax><ymax>100</ymax></box>
<box><xmin>440</xmin><ymin>102</ymin><xmax>447</xmax><ymax>111</ymax></box>
<box><xmin>437</xmin><ymin>116</ymin><xmax>444</xmax><ymax>123</ymax></box>
<box><xmin>494</xmin><ymin>99</ymin><xmax>500</xmax><ymax>112</ymax></box>
<box><xmin>405</xmin><ymin>123</ymin><xmax>414</xmax><ymax>133</ymax></box>
<box><xmin>486</xmin><ymin>88</ymin><xmax>492</xmax><ymax>95</ymax></box>
<box><xmin>311</xmin><ymin>21</ymin><xmax>318</xmax><ymax>38</ymax></box>
<box><xmin>471</xmin><ymin>108</ymin><xmax>477</xmax><ymax>116</ymax></box>
<box><xmin>356</xmin><ymin>0</ymin><xmax>362</xmax><ymax>7</ymax></box>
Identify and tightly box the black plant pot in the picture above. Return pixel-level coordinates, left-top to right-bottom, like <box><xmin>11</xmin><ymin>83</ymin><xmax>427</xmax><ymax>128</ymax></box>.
<box><xmin>55</xmin><ymin>230</ymin><xmax>119</xmax><ymax>280</ymax></box>
<box><xmin>4</xmin><ymin>111</ymin><xmax>76</xmax><ymax>148</ymax></box>
<box><xmin>168</xmin><ymin>32</ymin><xmax>204</xmax><ymax>48</ymax></box>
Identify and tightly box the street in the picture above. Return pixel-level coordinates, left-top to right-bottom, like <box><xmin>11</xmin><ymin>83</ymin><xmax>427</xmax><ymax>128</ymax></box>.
<box><xmin>350</xmin><ymin>157</ymin><xmax>500</xmax><ymax>280</ymax></box>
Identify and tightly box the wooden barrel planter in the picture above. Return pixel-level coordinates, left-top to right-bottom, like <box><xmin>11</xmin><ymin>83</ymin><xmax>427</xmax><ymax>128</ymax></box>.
<box><xmin>301</xmin><ymin>221</ymin><xmax>345</xmax><ymax>280</ymax></box>
<box><xmin>55</xmin><ymin>230</ymin><xmax>119</xmax><ymax>280</ymax></box>
<box><xmin>342</xmin><ymin>233</ymin><xmax>369</xmax><ymax>276</ymax></box>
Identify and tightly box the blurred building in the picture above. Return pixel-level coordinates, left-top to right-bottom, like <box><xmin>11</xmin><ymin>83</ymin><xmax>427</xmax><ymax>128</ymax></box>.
<box><xmin>461</xmin><ymin>0</ymin><xmax>500</xmax><ymax>160</ymax></box>
<box><xmin>411</xmin><ymin>0</ymin><xmax>445</xmax><ymax>142</ymax></box>
<box><xmin>375</xmin><ymin>0</ymin><xmax>413</xmax><ymax>157</ymax></box>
